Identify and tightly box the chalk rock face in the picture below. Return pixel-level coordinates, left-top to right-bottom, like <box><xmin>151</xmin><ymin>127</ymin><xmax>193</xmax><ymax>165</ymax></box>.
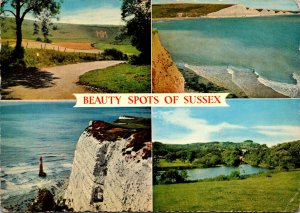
<box><xmin>152</xmin><ymin>31</ymin><xmax>185</xmax><ymax>93</ymax></box>
<box><xmin>64</xmin><ymin>117</ymin><xmax>152</xmax><ymax>212</ymax></box>
<box><xmin>207</xmin><ymin>4</ymin><xmax>260</xmax><ymax>17</ymax></box>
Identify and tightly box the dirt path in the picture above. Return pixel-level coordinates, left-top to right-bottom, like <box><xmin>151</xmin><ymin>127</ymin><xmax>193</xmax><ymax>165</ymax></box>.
<box><xmin>3</xmin><ymin>61</ymin><xmax>123</xmax><ymax>100</ymax></box>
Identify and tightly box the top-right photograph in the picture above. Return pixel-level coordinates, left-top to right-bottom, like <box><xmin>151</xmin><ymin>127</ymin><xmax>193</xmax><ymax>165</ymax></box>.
<box><xmin>152</xmin><ymin>0</ymin><xmax>300</xmax><ymax>98</ymax></box>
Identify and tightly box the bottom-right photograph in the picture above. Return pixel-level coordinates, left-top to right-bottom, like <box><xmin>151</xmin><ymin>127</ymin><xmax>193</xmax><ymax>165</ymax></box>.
<box><xmin>152</xmin><ymin>99</ymin><xmax>300</xmax><ymax>212</ymax></box>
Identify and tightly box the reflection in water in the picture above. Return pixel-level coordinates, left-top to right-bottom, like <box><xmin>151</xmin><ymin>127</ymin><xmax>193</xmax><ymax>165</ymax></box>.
<box><xmin>185</xmin><ymin>164</ymin><xmax>269</xmax><ymax>180</ymax></box>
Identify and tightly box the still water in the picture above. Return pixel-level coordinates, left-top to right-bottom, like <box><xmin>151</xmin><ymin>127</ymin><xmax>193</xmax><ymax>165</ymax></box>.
<box><xmin>185</xmin><ymin>164</ymin><xmax>269</xmax><ymax>180</ymax></box>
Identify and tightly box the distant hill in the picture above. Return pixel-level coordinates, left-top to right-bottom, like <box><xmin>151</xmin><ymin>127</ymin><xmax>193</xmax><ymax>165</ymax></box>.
<box><xmin>1</xmin><ymin>17</ymin><xmax>125</xmax><ymax>43</ymax></box>
<box><xmin>154</xmin><ymin>140</ymin><xmax>265</xmax><ymax>154</ymax></box>
<box><xmin>152</xmin><ymin>4</ymin><xmax>233</xmax><ymax>19</ymax></box>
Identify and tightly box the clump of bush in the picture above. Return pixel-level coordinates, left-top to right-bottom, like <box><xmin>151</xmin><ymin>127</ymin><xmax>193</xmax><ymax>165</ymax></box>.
<box><xmin>159</xmin><ymin>169</ymin><xmax>188</xmax><ymax>184</ymax></box>
<box><xmin>102</xmin><ymin>48</ymin><xmax>128</xmax><ymax>60</ymax></box>
<box><xmin>0</xmin><ymin>43</ymin><xmax>25</xmax><ymax>73</ymax></box>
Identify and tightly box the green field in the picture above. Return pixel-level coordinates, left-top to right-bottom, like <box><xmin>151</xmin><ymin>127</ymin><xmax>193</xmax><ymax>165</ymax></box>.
<box><xmin>152</xmin><ymin>4</ymin><xmax>232</xmax><ymax>19</ymax></box>
<box><xmin>1</xmin><ymin>17</ymin><xmax>138</xmax><ymax>54</ymax></box>
<box><xmin>154</xmin><ymin>170</ymin><xmax>300</xmax><ymax>212</ymax></box>
<box><xmin>158</xmin><ymin>159</ymin><xmax>194</xmax><ymax>169</ymax></box>
<box><xmin>79</xmin><ymin>64</ymin><xmax>151</xmax><ymax>93</ymax></box>
<box><xmin>94</xmin><ymin>42</ymin><xmax>139</xmax><ymax>55</ymax></box>
<box><xmin>2</xmin><ymin>17</ymin><xmax>121</xmax><ymax>43</ymax></box>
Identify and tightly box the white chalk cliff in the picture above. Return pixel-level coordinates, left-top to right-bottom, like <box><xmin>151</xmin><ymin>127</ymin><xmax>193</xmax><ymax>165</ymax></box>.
<box><xmin>207</xmin><ymin>4</ymin><xmax>295</xmax><ymax>18</ymax></box>
<box><xmin>64</xmin><ymin>118</ymin><xmax>152</xmax><ymax>212</ymax></box>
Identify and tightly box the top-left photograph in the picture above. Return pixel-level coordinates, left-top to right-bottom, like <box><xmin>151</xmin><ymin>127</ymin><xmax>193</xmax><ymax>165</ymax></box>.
<box><xmin>1</xmin><ymin>0</ymin><xmax>151</xmax><ymax>100</ymax></box>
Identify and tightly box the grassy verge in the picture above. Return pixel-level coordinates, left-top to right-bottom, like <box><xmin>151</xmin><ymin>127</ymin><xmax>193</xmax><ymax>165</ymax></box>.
<box><xmin>154</xmin><ymin>170</ymin><xmax>300</xmax><ymax>212</ymax></box>
<box><xmin>79</xmin><ymin>64</ymin><xmax>151</xmax><ymax>93</ymax></box>
<box><xmin>23</xmin><ymin>48</ymin><xmax>99</xmax><ymax>68</ymax></box>
<box><xmin>94</xmin><ymin>42</ymin><xmax>139</xmax><ymax>55</ymax></box>
<box><xmin>152</xmin><ymin>4</ymin><xmax>233</xmax><ymax>19</ymax></box>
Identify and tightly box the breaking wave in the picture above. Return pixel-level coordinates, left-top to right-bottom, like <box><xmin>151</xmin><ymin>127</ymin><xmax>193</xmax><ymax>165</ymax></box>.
<box><xmin>258</xmin><ymin>73</ymin><xmax>300</xmax><ymax>98</ymax></box>
<box><xmin>182</xmin><ymin>63</ymin><xmax>300</xmax><ymax>98</ymax></box>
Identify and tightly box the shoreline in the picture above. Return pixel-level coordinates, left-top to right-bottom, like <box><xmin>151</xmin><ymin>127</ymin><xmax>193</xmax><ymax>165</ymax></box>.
<box><xmin>184</xmin><ymin>64</ymin><xmax>299</xmax><ymax>98</ymax></box>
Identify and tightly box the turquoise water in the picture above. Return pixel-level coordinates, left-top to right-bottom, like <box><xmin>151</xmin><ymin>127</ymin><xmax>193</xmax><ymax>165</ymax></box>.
<box><xmin>0</xmin><ymin>102</ymin><xmax>150</xmax><ymax>208</ymax></box>
<box><xmin>153</xmin><ymin>0</ymin><xmax>299</xmax><ymax>11</ymax></box>
<box><xmin>153</xmin><ymin>16</ymin><xmax>300</xmax><ymax>84</ymax></box>
<box><xmin>185</xmin><ymin>164</ymin><xmax>269</xmax><ymax>180</ymax></box>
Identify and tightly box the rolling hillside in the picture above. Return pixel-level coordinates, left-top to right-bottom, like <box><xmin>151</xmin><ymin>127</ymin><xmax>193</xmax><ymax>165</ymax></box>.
<box><xmin>1</xmin><ymin>17</ymin><xmax>123</xmax><ymax>43</ymax></box>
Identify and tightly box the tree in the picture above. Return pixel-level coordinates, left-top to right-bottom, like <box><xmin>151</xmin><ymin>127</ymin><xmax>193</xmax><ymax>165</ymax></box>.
<box><xmin>221</xmin><ymin>149</ymin><xmax>241</xmax><ymax>167</ymax></box>
<box><xmin>160</xmin><ymin>169</ymin><xmax>188</xmax><ymax>184</ymax></box>
<box><xmin>1</xmin><ymin>0</ymin><xmax>62</xmax><ymax>59</ymax></box>
<box><xmin>165</xmin><ymin>152</ymin><xmax>177</xmax><ymax>163</ymax></box>
<box><xmin>120</xmin><ymin>0</ymin><xmax>151</xmax><ymax>64</ymax></box>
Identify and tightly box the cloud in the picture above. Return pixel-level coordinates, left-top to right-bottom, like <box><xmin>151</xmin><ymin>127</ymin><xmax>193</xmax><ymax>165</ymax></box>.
<box><xmin>57</xmin><ymin>7</ymin><xmax>124</xmax><ymax>25</ymax></box>
<box><xmin>154</xmin><ymin>108</ymin><xmax>245</xmax><ymax>144</ymax></box>
<box><xmin>254</xmin><ymin>125</ymin><xmax>300</xmax><ymax>138</ymax></box>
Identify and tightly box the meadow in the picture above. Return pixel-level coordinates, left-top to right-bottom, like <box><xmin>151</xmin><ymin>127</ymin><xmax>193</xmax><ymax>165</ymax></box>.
<box><xmin>79</xmin><ymin>64</ymin><xmax>151</xmax><ymax>93</ymax></box>
<box><xmin>154</xmin><ymin>170</ymin><xmax>300</xmax><ymax>212</ymax></box>
<box><xmin>1</xmin><ymin>17</ymin><xmax>138</xmax><ymax>55</ymax></box>
<box><xmin>158</xmin><ymin>159</ymin><xmax>194</xmax><ymax>169</ymax></box>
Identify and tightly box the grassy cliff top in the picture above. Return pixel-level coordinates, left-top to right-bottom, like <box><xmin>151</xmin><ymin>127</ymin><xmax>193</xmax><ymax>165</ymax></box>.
<box><xmin>152</xmin><ymin>4</ymin><xmax>233</xmax><ymax>19</ymax></box>
<box><xmin>86</xmin><ymin>117</ymin><xmax>151</xmax><ymax>159</ymax></box>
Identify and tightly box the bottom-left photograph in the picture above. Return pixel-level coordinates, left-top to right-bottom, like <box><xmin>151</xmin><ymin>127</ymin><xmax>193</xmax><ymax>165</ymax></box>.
<box><xmin>0</xmin><ymin>102</ymin><xmax>152</xmax><ymax>212</ymax></box>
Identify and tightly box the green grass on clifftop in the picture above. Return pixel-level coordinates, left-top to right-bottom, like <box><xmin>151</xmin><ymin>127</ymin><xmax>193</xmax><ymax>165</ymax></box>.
<box><xmin>152</xmin><ymin>4</ymin><xmax>233</xmax><ymax>19</ymax></box>
<box><xmin>154</xmin><ymin>170</ymin><xmax>300</xmax><ymax>212</ymax></box>
<box><xmin>79</xmin><ymin>64</ymin><xmax>151</xmax><ymax>93</ymax></box>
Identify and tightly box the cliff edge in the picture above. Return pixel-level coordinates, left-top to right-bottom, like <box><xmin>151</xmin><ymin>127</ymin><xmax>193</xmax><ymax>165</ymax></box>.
<box><xmin>64</xmin><ymin>117</ymin><xmax>152</xmax><ymax>212</ymax></box>
<box><xmin>152</xmin><ymin>30</ymin><xmax>185</xmax><ymax>93</ymax></box>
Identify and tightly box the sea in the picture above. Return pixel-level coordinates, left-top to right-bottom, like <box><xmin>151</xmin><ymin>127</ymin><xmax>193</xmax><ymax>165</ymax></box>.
<box><xmin>153</xmin><ymin>15</ymin><xmax>300</xmax><ymax>96</ymax></box>
<box><xmin>0</xmin><ymin>101</ymin><xmax>151</xmax><ymax>210</ymax></box>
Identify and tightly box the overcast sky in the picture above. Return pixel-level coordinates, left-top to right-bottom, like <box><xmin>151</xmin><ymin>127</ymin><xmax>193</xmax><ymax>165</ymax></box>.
<box><xmin>152</xmin><ymin>99</ymin><xmax>300</xmax><ymax>146</ymax></box>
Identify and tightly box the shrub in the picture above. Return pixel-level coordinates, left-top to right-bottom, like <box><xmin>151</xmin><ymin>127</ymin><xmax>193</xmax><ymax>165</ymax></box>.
<box><xmin>36</xmin><ymin>37</ymin><xmax>43</xmax><ymax>42</ymax></box>
<box><xmin>102</xmin><ymin>48</ymin><xmax>128</xmax><ymax>60</ymax></box>
<box><xmin>160</xmin><ymin>169</ymin><xmax>188</xmax><ymax>184</ymax></box>
<box><xmin>0</xmin><ymin>42</ymin><xmax>14</xmax><ymax>68</ymax></box>
<box><xmin>229</xmin><ymin>170</ymin><xmax>241</xmax><ymax>179</ymax></box>
<box><xmin>44</xmin><ymin>38</ymin><xmax>52</xmax><ymax>43</ymax></box>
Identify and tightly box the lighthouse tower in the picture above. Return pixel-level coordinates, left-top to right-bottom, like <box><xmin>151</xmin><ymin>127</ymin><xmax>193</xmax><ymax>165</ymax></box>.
<box><xmin>39</xmin><ymin>156</ymin><xmax>47</xmax><ymax>177</ymax></box>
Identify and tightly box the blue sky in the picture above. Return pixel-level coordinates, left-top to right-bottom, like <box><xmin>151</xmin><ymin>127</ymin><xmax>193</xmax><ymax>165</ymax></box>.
<box><xmin>56</xmin><ymin>0</ymin><xmax>123</xmax><ymax>25</ymax></box>
<box><xmin>152</xmin><ymin>99</ymin><xmax>300</xmax><ymax>146</ymax></box>
<box><xmin>13</xmin><ymin>0</ymin><xmax>123</xmax><ymax>25</ymax></box>
<box><xmin>152</xmin><ymin>0</ymin><xmax>299</xmax><ymax>11</ymax></box>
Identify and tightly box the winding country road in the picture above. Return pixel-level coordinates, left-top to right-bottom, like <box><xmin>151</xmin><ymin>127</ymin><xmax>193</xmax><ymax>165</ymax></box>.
<box><xmin>3</xmin><ymin>61</ymin><xmax>123</xmax><ymax>100</ymax></box>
